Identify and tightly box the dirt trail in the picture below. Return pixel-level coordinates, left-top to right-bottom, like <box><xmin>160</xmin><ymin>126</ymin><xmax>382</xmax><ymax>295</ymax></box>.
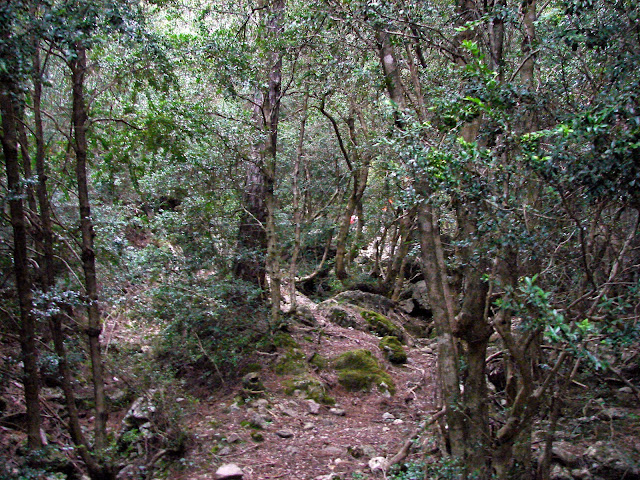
<box><xmin>175</xmin><ymin>297</ymin><xmax>439</xmax><ymax>480</ymax></box>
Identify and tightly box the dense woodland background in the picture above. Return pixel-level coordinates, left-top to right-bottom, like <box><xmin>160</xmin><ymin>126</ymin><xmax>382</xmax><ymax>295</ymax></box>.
<box><xmin>1</xmin><ymin>0</ymin><xmax>639</xmax><ymax>479</ymax></box>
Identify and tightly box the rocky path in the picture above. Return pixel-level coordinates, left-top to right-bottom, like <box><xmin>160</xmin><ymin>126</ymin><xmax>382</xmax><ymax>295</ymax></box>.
<box><xmin>174</xmin><ymin>293</ymin><xmax>440</xmax><ymax>480</ymax></box>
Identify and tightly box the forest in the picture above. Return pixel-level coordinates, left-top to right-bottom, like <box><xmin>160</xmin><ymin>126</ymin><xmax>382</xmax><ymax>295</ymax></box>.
<box><xmin>1</xmin><ymin>0</ymin><xmax>639</xmax><ymax>479</ymax></box>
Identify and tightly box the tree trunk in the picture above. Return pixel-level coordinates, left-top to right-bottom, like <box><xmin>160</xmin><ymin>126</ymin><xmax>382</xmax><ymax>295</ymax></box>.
<box><xmin>70</xmin><ymin>43</ymin><xmax>108</xmax><ymax>451</ymax></box>
<box><xmin>234</xmin><ymin>158</ymin><xmax>268</xmax><ymax>287</ymax></box>
<box><xmin>289</xmin><ymin>89</ymin><xmax>309</xmax><ymax>312</ymax></box>
<box><xmin>384</xmin><ymin>208</ymin><xmax>416</xmax><ymax>295</ymax></box>
<box><xmin>417</xmin><ymin>206</ymin><xmax>465</xmax><ymax>458</ymax></box>
<box><xmin>1</xmin><ymin>77</ymin><xmax>43</xmax><ymax>453</ymax></box>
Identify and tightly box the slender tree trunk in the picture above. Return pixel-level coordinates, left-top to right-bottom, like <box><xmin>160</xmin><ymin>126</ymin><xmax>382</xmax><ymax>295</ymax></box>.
<box><xmin>1</xmin><ymin>79</ymin><xmax>43</xmax><ymax>452</ymax></box>
<box><xmin>262</xmin><ymin>0</ymin><xmax>284</xmax><ymax>326</ymax></box>
<box><xmin>70</xmin><ymin>43</ymin><xmax>107</xmax><ymax>451</ymax></box>
<box><xmin>289</xmin><ymin>89</ymin><xmax>309</xmax><ymax>312</ymax></box>
<box><xmin>384</xmin><ymin>208</ymin><xmax>415</xmax><ymax>295</ymax></box>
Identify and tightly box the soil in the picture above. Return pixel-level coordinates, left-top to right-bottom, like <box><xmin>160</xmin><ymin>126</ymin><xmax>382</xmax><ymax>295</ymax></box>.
<box><xmin>168</xmin><ymin>296</ymin><xmax>440</xmax><ymax>480</ymax></box>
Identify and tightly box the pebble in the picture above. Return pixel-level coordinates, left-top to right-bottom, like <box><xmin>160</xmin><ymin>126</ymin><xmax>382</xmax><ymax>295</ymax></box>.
<box><xmin>276</xmin><ymin>429</ymin><xmax>295</xmax><ymax>439</ymax></box>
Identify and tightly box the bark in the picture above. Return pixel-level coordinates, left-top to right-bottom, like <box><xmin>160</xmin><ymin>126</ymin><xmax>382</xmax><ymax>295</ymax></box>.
<box><xmin>70</xmin><ymin>44</ymin><xmax>108</xmax><ymax>451</ymax></box>
<box><xmin>233</xmin><ymin>0</ymin><xmax>285</xmax><ymax>323</ymax></box>
<box><xmin>520</xmin><ymin>0</ymin><xmax>536</xmax><ymax>88</ymax></box>
<box><xmin>289</xmin><ymin>89</ymin><xmax>309</xmax><ymax>312</ymax></box>
<box><xmin>417</xmin><ymin>206</ymin><xmax>465</xmax><ymax>458</ymax></box>
<box><xmin>383</xmin><ymin>208</ymin><xmax>416</xmax><ymax>296</ymax></box>
<box><xmin>1</xmin><ymin>77</ymin><xmax>43</xmax><ymax>452</ymax></box>
<box><xmin>262</xmin><ymin>0</ymin><xmax>284</xmax><ymax>326</ymax></box>
<box><xmin>234</xmin><ymin>159</ymin><xmax>268</xmax><ymax>287</ymax></box>
<box><xmin>320</xmin><ymin>104</ymin><xmax>371</xmax><ymax>282</ymax></box>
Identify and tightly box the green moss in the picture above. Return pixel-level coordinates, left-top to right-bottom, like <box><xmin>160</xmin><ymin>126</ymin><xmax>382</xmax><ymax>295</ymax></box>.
<box><xmin>240</xmin><ymin>363</ymin><xmax>262</xmax><ymax>376</ymax></box>
<box><xmin>379</xmin><ymin>336</ymin><xmax>407</xmax><ymax>364</ymax></box>
<box><xmin>360</xmin><ymin>310</ymin><xmax>402</xmax><ymax>339</ymax></box>
<box><xmin>283</xmin><ymin>375</ymin><xmax>335</xmax><ymax>405</ymax></box>
<box><xmin>274</xmin><ymin>348</ymin><xmax>306</xmax><ymax>375</ymax></box>
<box><xmin>308</xmin><ymin>352</ymin><xmax>328</xmax><ymax>370</ymax></box>
<box><xmin>251</xmin><ymin>432</ymin><xmax>264</xmax><ymax>442</ymax></box>
<box><xmin>272</xmin><ymin>332</ymin><xmax>300</xmax><ymax>349</ymax></box>
<box><xmin>333</xmin><ymin>349</ymin><xmax>396</xmax><ymax>395</ymax></box>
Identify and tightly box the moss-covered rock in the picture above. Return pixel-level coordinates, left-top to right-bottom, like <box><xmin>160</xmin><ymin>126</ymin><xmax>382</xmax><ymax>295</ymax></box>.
<box><xmin>283</xmin><ymin>375</ymin><xmax>335</xmax><ymax>405</ymax></box>
<box><xmin>360</xmin><ymin>310</ymin><xmax>403</xmax><ymax>339</ymax></box>
<box><xmin>333</xmin><ymin>349</ymin><xmax>396</xmax><ymax>395</ymax></box>
<box><xmin>379</xmin><ymin>336</ymin><xmax>407</xmax><ymax>364</ymax></box>
<box><xmin>308</xmin><ymin>352</ymin><xmax>328</xmax><ymax>370</ymax></box>
<box><xmin>274</xmin><ymin>348</ymin><xmax>306</xmax><ymax>375</ymax></box>
<box><xmin>272</xmin><ymin>332</ymin><xmax>300</xmax><ymax>349</ymax></box>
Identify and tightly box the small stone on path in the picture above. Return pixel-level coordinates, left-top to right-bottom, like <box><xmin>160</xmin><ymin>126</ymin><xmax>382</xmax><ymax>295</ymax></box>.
<box><xmin>307</xmin><ymin>399</ymin><xmax>321</xmax><ymax>414</ymax></box>
<box><xmin>276</xmin><ymin>429</ymin><xmax>294</xmax><ymax>438</ymax></box>
<box><xmin>329</xmin><ymin>408</ymin><xmax>346</xmax><ymax>416</ymax></box>
<box><xmin>215</xmin><ymin>463</ymin><xmax>243</xmax><ymax>479</ymax></box>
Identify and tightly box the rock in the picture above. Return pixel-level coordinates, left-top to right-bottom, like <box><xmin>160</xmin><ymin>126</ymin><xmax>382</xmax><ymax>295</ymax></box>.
<box><xmin>303</xmin><ymin>422</ymin><xmax>315</xmax><ymax>430</ymax></box>
<box><xmin>249</xmin><ymin>414</ymin><xmax>269</xmax><ymax>430</ymax></box>
<box><xmin>215</xmin><ymin>463</ymin><xmax>243</xmax><ymax>479</ymax></box>
<box><xmin>369</xmin><ymin>457</ymin><xmax>388</xmax><ymax>473</ymax></box>
<box><xmin>382</xmin><ymin>412</ymin><xmax>395</xmax><ymax>421</ymax></box>
<box><xmin>308</xmin><ymin>399</ymin><xmax>321</xmax><ymax>415</ymax></box>
<box><xmin>411</xmin><ymin>281</ymin><xmax>431</xmax><ymax>311</ymax></box>
<box><xmin>393</xmin><ymin>419</ymin><xmax>404</xmax><ymax>425</ymax></box>
<box><xmin>570</xmin><ymin>468</ymin><xmax>592</xmax><ymax>479</ymax></box>
<box><xmin>550</xmin><ymin>464</ymin><xmax>573</xmax><ymax>480</ymax></box>
<box><xmin>241</xmin><ymin>372</ymin><xmax>263</xmax><ymax>394</ymax></box>
<box><xmin>276</xmin><ymin>429</ymin><xmax>294</xmax><ymax>438</ymax></box>
<box><xmin>597</xmin><ymin>407</ymin><xmax>628</xmax><ymax>420</ymax></box>
<box><xmin>584</xmin><ymin>441</ymin><xmax>640</xmax><ymax>478</ymax></box>
<box><xmin>616</xmin><ymin>388</ymin><xmax>637</xmax><ymax>407</ymax></box>
<box><xmin>295</xmin><ymin>305</ymin><xmax>318</xmax><ymax>327</ymax></box>
<box><xmin>226</xmin><ymin>433</ymin><xmax>241</xmax><ymax>444</ymax></box>
<box><xmin>552</xmin><ymin>441</ymin><xmax>581</xmax><ymax>467</ymax></box>
<box><xmin>122</xmin><ymin>394</ymin><xmax>156</xmax><ymax>428</ymax></box>
<box><xmin>398</xmin><ymin>299</ymin><xmax>415</xmax><ymax>313</ymax></box>
<box><xmin>218</xmin><ymin>446</ymin><xmax>232</xmax><ymax>456</ymax></box>
<box><xmin>278</xmin><ymin>404</ymin><xmax>297</xmax><ymax>417</ymax></box>
<box><xmin>329</xmin><ymin>408</ymin><xmax>346</xmax><ymax>416</ymax></box>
